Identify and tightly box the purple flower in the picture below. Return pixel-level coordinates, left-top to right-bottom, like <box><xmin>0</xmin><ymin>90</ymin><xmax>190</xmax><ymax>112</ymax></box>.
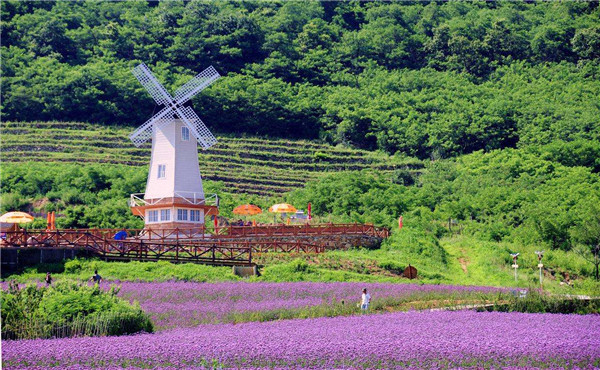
<box><xmin>3</xmin><ymin>311</ymin><xmax>599</xmax><ymax>368</ymax></box>
<box><xmin>110</xmin><ymin>281</ymin><xmax>505</xmax><ymax>329</ymax></box>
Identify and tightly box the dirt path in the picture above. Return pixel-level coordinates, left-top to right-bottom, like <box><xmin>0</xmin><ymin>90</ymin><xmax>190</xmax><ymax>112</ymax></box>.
<box><xmin>381</xmin><ymin>299</ymin><xmax>503</xmax><ymax>313</ymax></box>
<box><xmin>458</xmin><ymin>248</ymin><xmax>470</xmax><ymax>274</ymax></box>
<box><xmin>458</xmin><ymin>257</ymin><xmax>469</xmax><ymax>274</ymax></box>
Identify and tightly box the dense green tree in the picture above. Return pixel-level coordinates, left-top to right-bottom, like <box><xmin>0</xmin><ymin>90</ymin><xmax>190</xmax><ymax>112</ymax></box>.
<box><xmin>195</xmin><ymin>74</ymin><xmax>322</xmax><ymax>138</ymax></box>
<box><xmin>570</xmin><ymin>201</ymin><xmax>600</xmax><ymax>280</ymax></box>
<box><xmin>531</xmin><ymin>24</ymin><xmax>575</xmax><ymax>63</ymax></box>
<box><xmin>572</xmin><ymin>26</ymin><xmax>600</xmax><ymax>59</ymax></box>
<box><xmin>7</xmin><ymin>7</ymin><xmax>76</xmax><ymax>61</ymax></box>
<box><xmin>1</xmin><ymin>0</ymin><xmax>599</xmax><ymax>159</ymax></box>
<box><xmin>168</xmin><ymin>2</ymin><xmax>265</xmax><ymax>73</ymax></box>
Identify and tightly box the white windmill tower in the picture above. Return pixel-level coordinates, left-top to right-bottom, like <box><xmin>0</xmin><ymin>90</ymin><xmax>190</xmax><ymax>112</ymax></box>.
<box><xmin>128</xmin><ymin>63</ymin><xmax>221</xmax><ymax>230</ymax></box>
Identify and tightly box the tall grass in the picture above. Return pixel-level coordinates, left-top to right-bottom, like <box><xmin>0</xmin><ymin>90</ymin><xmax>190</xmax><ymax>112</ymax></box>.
<box><xmin>481</xmin><ymin>288</ymin><xmax>600</xmax><ymax>314</ymax></box>
<box><xmin>222</xmin><ymin>290</ymin><xmax>511</xmax><ymax>324</ymax></box>
<box><xmin>2</xmin><ymin>310</ymin><xmax>153</xmax><ymax>340</ymax></box>
<box><xmin>3</xmin><ymin>258</ymin><xmax>240</xmax><ymax>284</ymax></box>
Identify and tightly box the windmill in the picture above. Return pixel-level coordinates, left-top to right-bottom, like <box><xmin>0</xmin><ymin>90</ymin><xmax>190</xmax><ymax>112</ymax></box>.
<box><xmin>128</xmin><ymin>63</ymin><xmax>221</xmax><ymax>230</ymax></box>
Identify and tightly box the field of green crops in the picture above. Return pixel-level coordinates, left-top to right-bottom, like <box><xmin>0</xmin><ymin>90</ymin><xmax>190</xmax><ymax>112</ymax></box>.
<box><xmin>2</xmin><ymin>121</ymin><xmax>422</xmax><ymax>196</ymax></box>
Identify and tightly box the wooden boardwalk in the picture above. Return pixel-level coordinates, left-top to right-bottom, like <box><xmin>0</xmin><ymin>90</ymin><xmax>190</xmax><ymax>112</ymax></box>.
<box><xmin>1</xmin><ymin>223</ymin><xmax>389</xmax><ymax>266</ymax></box>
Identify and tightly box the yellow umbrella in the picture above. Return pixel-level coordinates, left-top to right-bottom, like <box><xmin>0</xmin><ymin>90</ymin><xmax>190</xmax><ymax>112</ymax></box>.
<box><xmin>269</xmin><ymin>203</ymin><xmax>297</xmax><ymax>213</ymax></box>
<box><xmin>0</xmin><ymin>211</ymin><xmax>34</xmax><ymax>224</ymax></box>
<box><xmin>233</xmin><ymin>204</ymin><xmax>263</xmax><ymax>216</ymax></box>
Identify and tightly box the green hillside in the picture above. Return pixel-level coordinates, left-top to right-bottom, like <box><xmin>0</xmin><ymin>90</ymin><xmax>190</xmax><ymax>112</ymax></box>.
<box><xmin>2</xmin><ymin>122</ymin><xmax>599</xmax><ymax>294</ymax></box>
<box><xmin>1</xmin><ymin>121</ymin><xmax>421</xmax><ymax>196</ymax></box>
<box><xmin>1</xmin><ymin>1</ymin><xmax>600</xmax><ymax>295</ymax></box>
<box><xmin>2</xmin><ymin>1</ymin><xmax>599</xmax><ymax>158</ymax></box>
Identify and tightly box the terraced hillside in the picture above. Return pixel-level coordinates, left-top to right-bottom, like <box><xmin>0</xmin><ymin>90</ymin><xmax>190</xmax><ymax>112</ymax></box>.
<box><xmin>2</xmin><ymin>122</ymin><xmax>423</xmax><ymax>196</ymax></box>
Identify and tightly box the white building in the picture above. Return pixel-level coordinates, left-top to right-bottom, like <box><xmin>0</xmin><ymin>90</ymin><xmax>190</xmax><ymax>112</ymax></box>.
<box><xmin>130</xmin><ymin>120</ymin><xmax>218</xmax><ymax>230</ymax></box>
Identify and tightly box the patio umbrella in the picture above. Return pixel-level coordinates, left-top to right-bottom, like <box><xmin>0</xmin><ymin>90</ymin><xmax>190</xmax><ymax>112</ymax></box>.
<box><xmin>268</xmin><ymin>204</ymin><xmax>297</xmax><ymax>213</ymax></box>
<box><xmin>269</xmin><ymin>203</ymin><xmax>297</xmax><ymax>223</ymax></box>
<box><xmin>0</xmin><ymin>211</ymin><xmax>34</xmax><ymax>224</ymax></box>
<box><xmin>233</xmin><ymin>204</ymin><xmax>263</xmax><ymax>216</ymax></box>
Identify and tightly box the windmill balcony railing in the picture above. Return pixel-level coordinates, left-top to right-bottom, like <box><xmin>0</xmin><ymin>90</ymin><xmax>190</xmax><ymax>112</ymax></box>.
<box><xmin>129</xmin><ymin>192</ymin><xmax>219</xmax><ymax>207</ymax></box>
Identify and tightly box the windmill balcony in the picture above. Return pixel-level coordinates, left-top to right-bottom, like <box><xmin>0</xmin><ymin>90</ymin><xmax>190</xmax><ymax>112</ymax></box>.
<box><xmin>129</xmin><ymin>192</ymin><xmax>219</xmax><ymax>208</ymax></box>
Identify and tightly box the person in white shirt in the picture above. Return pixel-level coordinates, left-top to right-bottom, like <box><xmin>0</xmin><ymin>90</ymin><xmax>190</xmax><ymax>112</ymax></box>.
<box><xmin>361</xmin><ymin>288</ymin><xmax>371</xmax><ymax>311</ymax></box>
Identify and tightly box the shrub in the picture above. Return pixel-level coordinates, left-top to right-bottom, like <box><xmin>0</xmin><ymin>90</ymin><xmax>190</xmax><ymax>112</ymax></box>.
<box><xmin>290</xmin><ymin>259</ymin><xmax>311</xmax><ymax>273</ymax></box>
<box><xmin>64</xmin><ymin>259</ymin><xmax>83</xmax><ymax>273</ymax></box>
<box><xmin>378</xmin><ymin>260</ymin><xmax>404</xmax><ymax>274</ymax></box>
<box><xmin>391</xmin><ymin>169</ymin><xmax>415</xmax><ymax>186</ymax></box>
<box><xmin>1</xmin><ymin>280</ymin><xmax>153</xmax><ymax>340</ymax></box>
<box><xmin>0</xmin><ymin>193</ymin><xmax>30</xmax><ymax>213</ymax></box>
<box><xmin>313</xmin><ymin>152</ymin><xmax>332</xmax><ymax>162</ymax></box>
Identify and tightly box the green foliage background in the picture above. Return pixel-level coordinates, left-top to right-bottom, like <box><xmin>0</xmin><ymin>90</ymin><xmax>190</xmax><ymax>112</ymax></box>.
<box><xmin>2</xmin><ymin>1</ymin><xmax>599</xmax><ymax>158</ymax></box>
<box><xmin>2</xmin><ymin>140</ymin><xmax>599</xmax><ymax>293</ymax></box>
<box><xmin>1</xmin><ymin>1</ymin><xmax>600</xmax><ymax>293</ymax></box>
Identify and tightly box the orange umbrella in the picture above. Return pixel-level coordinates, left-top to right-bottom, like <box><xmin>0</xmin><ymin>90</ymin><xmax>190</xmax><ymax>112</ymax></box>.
<box><xmin>269</xmin><ymin>203</ymin><xmax>297</xmax><ymax>213</ymax></box>
<box><xmin>233</xmin><ymin>204</ymin><xmax>263</xmax><ymax>216</ymax></box>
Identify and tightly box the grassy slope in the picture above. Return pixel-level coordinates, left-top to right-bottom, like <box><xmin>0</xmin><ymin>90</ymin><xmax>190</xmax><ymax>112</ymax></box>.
<box><xmin>440</xmin><ymin>236</ymin><xmax>598</xmax><ymax>292</ymax></box>
<box><xmin>8</xmin><ymin>236</ymin><xmax>599</xmax><ymax>295</ymax></box>
<box><xmin>2</xmin><ymin>122</ymin><xmax>599</xmax><ymax>295</ymax></box>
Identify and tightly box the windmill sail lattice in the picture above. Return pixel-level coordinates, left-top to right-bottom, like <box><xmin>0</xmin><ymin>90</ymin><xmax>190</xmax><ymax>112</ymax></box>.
<box><xmin>174</xmin><ymin>66</ymin><xmax>220</xmax><ymax>104</ymax></box>
<box><xmin>131</xmin><ymin>64</ymin><xmax>174</xmax><ymax>106</ymax></box>
<box><xmin>129</xmin><ymin>63</ymin><xmax>220</xmax><ymax>149</ymax></box>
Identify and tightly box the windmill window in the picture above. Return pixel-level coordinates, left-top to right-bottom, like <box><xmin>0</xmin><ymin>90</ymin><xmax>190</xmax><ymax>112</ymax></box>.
<box><xmin>190</xmin><ymin>210</ymin><xmax>201</xmax><ymax>222</ymax></box>
<box><xmin>160</xmin><ymin>209</ymin><xmax>171</xmax><ymax>221</ymax></box>
<box><xmin>181</xmin><ymin>127</ymin><xmax>190</xmax><ymax>141</ymax></box>
<box><xmin>177</xmin><ymin>209</ymin><xmax>188</xmax><ymax>221</ymax></box>
<box><xmin>157</xmin><ymin>164</ymin><xmax>166</xmax><ymax>179</ymax></box>
<box><xmin>148</xmin><ymin>210</ymin><xmax>158</xmax><ymax>223</ymax></box>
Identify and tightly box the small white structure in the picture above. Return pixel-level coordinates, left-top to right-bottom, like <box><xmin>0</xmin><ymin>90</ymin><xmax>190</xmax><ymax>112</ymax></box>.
<box><xmin>290</xmin><ymin>210</ymin><xmax>308</xmax><ymax>223</ymax></box>
<box><xmin>128</xmin><ymin>63</ymin><xmax>221</xmax><ymax>230</ymax></box>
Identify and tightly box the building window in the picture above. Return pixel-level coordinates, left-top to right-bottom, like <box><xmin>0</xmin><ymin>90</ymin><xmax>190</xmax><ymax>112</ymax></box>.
<box><xmin>160</xmin><ymin>209</ymin><xmax>170</xmax><ymax>221</ymax></box>
<box><xmin>148</xmin><ymin>210</ymin><xmax>158</xmax><ymax>223</ymax></box>
<box><xmin>181</xmin><ymin>126</ymin><xmax>190</xmax><ymax>141</ymax></box>
<box><xmin>190</xmin><ymin>210</ymin><xmax>201</xmax><ymax>222</ymax></box>
<box><xmin>157</xmin><ymin>164</ymin><xmax>166</xmax><ymax>179</ymax></box>
<box><xmin>177</xmin><ymin>209</ymin><xmax>188</xmax><ymax>221</ymax></box>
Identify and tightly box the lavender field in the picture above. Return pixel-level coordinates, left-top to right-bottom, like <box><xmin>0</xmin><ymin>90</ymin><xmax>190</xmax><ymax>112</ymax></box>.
<box><xmin>3</xmin><ymin>281</ymin><xmax>598</xmax><ymax>368</ymax></box>
<box><xmin>113</xmin><ymin>281</ymin><xmax>506</xmax><ymax>329</ymax></box>
<box><xmin>4</xmin><ymin>310</ymin><xmax>599</xmax><ymax>368</ymax></box>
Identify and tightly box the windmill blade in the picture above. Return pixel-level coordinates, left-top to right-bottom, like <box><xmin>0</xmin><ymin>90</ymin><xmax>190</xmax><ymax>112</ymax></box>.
<box><xmin>176</xmin><ymin>106</ymin><xmax>218</xmax><ymax>150</ymax></box>
<box><xmin>174</xmin><ymin>66</ymin><xmax>220</xmax><ymax>105</ymax></box>
<box><xmin>129</xmin><ymin>107</ymin><xmax>174</xmax><ymax>147</ymax></box>
<box><xmin>132</xmin><ymin>63</ymin><xmax>175</xmax><ymax>106</ymax></box>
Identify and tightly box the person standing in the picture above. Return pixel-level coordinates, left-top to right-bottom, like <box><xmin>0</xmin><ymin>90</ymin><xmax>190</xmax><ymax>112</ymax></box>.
<box><xmin>45</xmin><ymin>272</ymin><xmax>52</xmax><ymax>286</ymax></box>
<box><xmin>361</xmin><ymin>288</ymin><xmax>371</xmax><ymax>311</ymax></box>
<box><xmin>91</xmin><ymin>270</ymin><xmax>102</xmax><ymax>284</ymax></box>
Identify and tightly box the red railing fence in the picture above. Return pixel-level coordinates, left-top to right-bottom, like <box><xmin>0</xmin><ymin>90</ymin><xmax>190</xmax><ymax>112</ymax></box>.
<box><xmin>1</xmin><ymin>223</ymin><xmax>389</xmax><ymax>265</ymax></box>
